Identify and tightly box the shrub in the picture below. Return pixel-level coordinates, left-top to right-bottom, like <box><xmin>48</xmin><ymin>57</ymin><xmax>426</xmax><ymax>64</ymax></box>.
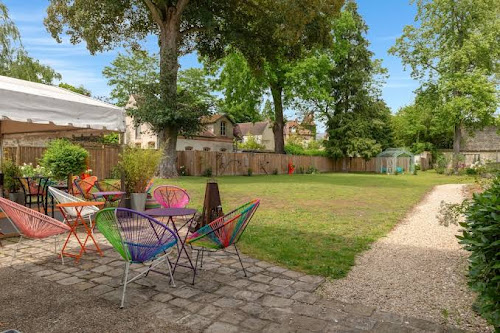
<box><xmin>40</xmin><ymin>139</ymin><xmax>88</xmax><ymax>180</ymax></box>
<box><xmin>1</xmin><ymin>158</ymin><xmax>21</xmax><ymax>193</ymax></box>
<box><xmin>306</xmin><ymin>166</ymin><xmax>319</xmax><ymax>174</ymax></box>
<box><xmin>457</xmin><ymin>175</ymin><xmax>500</xmax><ymax>328</ymax></box>
<box><xmin>201</xmin><ymin>168</ymin><xmax>212</xmax><ymax>177</ymax></box>
<box><xmin>247</xmin><ymin>168</ymin><xmax>253</xmax><ymax>176</ymax></box>
<box><xmin>179</xmin><ymin>165</ymin><xmax>189</xmax><ymax>176</ymax></box>
<box><xmin>435</xmin><ymin>153</ymin><xmax>450</xmax><ymax>174</ymax></box>
<box><xmin>118</xmin><ymin>147</ymin><xmax>162</xmax><ymax>193</ymax></box>
<box><xmin>238</xmin><ymin>135</ymin><xmax>266</xmax><ymax>151</ymax></box>
<box><xmin>272</xmin><ymin>168</ymin><xmax>279</xmax><ymax>175</ymax></box>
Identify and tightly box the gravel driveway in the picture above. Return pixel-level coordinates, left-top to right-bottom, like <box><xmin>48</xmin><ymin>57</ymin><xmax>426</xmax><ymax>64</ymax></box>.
<box><xmin>318</xmin><ymin>184</ymin><xmax>493</xmax><ymax>332</ymax></box>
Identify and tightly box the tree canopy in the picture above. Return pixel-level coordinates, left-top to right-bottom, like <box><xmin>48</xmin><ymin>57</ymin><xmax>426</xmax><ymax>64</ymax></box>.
<box><xmin>390</xmin><ymin>0</ymin><xmax>499</xmax><ymax>169</ymax></box>
<box><xmin>0</xmin><ymin>1</ymin><xmax>61</xmax><ymax>84</ymax></box>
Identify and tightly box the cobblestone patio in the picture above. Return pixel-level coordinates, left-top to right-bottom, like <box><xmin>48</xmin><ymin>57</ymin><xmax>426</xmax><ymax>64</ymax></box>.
<box><xmin>0</xmin><ymin>233</ymin><xmax>467</xmax><ymax>333</ymax></box>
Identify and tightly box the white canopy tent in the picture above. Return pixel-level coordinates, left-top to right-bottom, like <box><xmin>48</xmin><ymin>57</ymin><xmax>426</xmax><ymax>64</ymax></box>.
<box><xmin>0</xmin><ymin>75</ymin><xmax>125</xmax><ymax>136</ymax></box>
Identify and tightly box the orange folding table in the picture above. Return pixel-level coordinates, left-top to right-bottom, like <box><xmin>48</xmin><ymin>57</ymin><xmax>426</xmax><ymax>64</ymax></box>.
<box><xmin>57</xmin><ymin>201</ymin><xmax>105</xmax><ymax>262</ymax></box>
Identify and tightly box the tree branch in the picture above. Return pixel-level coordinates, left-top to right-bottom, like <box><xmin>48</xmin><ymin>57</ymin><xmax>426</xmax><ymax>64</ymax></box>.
<box><xmin>176</xmin><ymin>0</ymin><xmax>190</xmax><ymax>16</ymax></box>
<box><xmin>180</xmin><ymin>26</ymin><xmax>207</xmax><ymax>36</ymax></box>
<box><xmin>143</xmin><ymin>0</ymin><xmax>164</xmax><ymax>26</ymax></box>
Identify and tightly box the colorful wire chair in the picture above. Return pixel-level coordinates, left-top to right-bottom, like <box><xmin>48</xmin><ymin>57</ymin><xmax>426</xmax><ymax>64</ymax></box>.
<box><xmin>186</xmin><ymin>199</ymin><xmax>260</xmax><ymax>283</ymax></box>
<box><xmin>95</xmin><ymin>208</ymin><xmax>178</xmax><ymax>308</ymax></box>
<box><xmin>153</xmin><ymin>185</ymin><xmax>190</xmax><ymax>209</ymax></box>
<box><xmin>73</xmin><ymin>176</ymin><xmax>99</xmax><ymax>200</ymax></box>
<box><xmin>48</xmin><ymin>186</ymin><xmax>100</xmax><ymax>225</ymax></box>
<box><xmin>0</xmin><ymin>197</ymin><xmax>71</xmax><ymax>264</ymax></box>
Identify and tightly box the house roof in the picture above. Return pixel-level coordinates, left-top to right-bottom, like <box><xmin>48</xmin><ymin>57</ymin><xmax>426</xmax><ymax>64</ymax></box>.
<box><xmin>238</xmin><ymin>121</ymin><xmax>271</xmax><ymax>136</ymax></box>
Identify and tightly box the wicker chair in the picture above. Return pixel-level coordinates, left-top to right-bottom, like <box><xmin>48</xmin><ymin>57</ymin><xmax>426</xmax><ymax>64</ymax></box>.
<box><xmin>186</xmin><ymin>199</ymin><xmax>260</xmax><ymax>284</ymax></box>
<box><xmin>0</xmin><ymin>197</ymin><xmax>70</xmax><ymax>264</ymax></box>
<box><xmin>95</xmin><ymin>208</ymin><xmax>178</xmax><ymax>308</ymax></box>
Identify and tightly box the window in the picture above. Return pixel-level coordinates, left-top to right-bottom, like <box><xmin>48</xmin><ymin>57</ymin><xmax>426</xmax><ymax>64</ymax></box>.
<box><xmin>203</xmin><ymin>147</ymin><xmax>211</xmax><ymax>151</ymax></box>
<box><xmin>220</xmin><ymin>148</ymin><xmax>227</xmax><ymax>152</ymax></box>
<box><xmin>148</xmin><ymin>141</ymin><xmax>156</xmax><ymax>149</ymax></box>
<box><xmin>185</xmin><ymin>146</ymin><xmax>193</xmax><ymax>151</ymax></box>
<box><xmin>291</xmin><ymin>126</ymin><xmax>296</xmax><ymax>134</ymax></box>
<box><xmin>135</xmin><ymin>125</ymin><xmax>141</xmax><ymax>139</ymax></box>
<box><xmin>135</xmin><ymin>143</ymin><xmax>141</xmax><ymax>148</ymax></box>
<box><xmin>220</xmin><ymin>121</ymin><xmax>226</xmax><ymax>136</ymax></box>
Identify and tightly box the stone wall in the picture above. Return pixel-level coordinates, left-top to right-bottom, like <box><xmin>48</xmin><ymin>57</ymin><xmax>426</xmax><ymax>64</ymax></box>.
<box><xmin>462</xmin><ymin>126</ymin><xmax>500</xmax><ymax>152</ymax></box>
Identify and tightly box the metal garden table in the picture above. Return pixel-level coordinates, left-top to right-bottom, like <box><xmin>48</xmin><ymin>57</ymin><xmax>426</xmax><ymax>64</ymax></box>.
<box><xmin>145</xmin><ymin>207</ymin><xmax>197</xmax><ymax>278</ymax></box>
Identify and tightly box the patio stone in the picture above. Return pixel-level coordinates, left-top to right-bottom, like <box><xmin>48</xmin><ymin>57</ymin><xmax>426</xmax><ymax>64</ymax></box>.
<box><xmin>217</xmin><ymin>309</ymin><xmax>248</xmax><ymax>324</ymax></box>
<box><xmin>291</xmin><ymin>291</ymin><xmax>319</xmax><ymax>304</ymax></box>
<box><xmin>177</xmin><ymin>314</ymin><xmax>212</xmax><ymax>332</ymax></box>
<box><xmin>56</xmin><ymin>276</ymin><xmax>84</xmax><ymax>286</ymax></box>
<box><xmin>266</xmin><ymin>285</ymin><xmax>296</xmax><ymax>298</ymax></box>
<box><xmin>72</xmin><ymin>269</ymin><xmax>92</xmax><ymax>277</ymax></box>
<box><xmin>216</xmin><ymin>266</ymin><xmax>236</xmax><ymax>275</ymax></box>
<box><xmin>213</xmin><ymin>297</ymin><xmax>245</xmax><ymax>308</ymax></box>
<box><xmin>152</xmin><ymin>292</ymin><xmax>174</xmax><ymax>303</ymax></box>
<box><xmin>258</xmin><ymin>307</ymin><xmax>293</xmax><ymax>323</ymax></box>
<box><xmin>204</xmin><ymin>322</ymin><xmax>239</xmax><ymax>333</ymax></box>
<box><xmin>61</xmin><ymin>267</ymin><xmax>80</xmax><ymax>274</ymax></box>
<box><xmin>234</xmin><ymin>290</ymin><xmax>263</xmax><ymax>302</ymax></box>
<box><xmin>91</xmin><ymin>265</ymin><xmax>113</xmax><ymax>274</ymax></box>
<box><xmin>282</xmin><ymin>270</ymin><xmax>305</xmax><ymax>279</ymax></box>
<box><xmin>34</xmin><ymin>269</ymin><xmax>58</xmax><ymax>277</ymax></box>
<box><xmin>214</xmin><ymin>285</ymin><xmax>239</xmax><ymax>296</ymax></box>
<box><xmin>240</xmin><ymin>317</ymin><xmax>269</xmax><ymax>331</ymax></box>
<box><xmin>170</xmin><ymin>286</ymin><xmax>201</xmax><ymax>299</ymax></box>
<box><xmin>269</xmin><ymin>277</ymin><xmax>294</xmax><ymax>287</ymax></box>
<box><xmin>247</xmin><ymin>282</ymin><xmax>270</xmax><ymax>293</ymax></box>
<box><xmin>197</xmin><ymin>305</ymin><xmax>225</xmax><ymax>320</ymax></box>
<box><xmin>372</xmin><ymin>322</ymin><xmax>416</xmax><ymax>333</ymax></box>
<box><xmin>344</xmin><ymin>302</ymin><xmax>376</xmax><ymax>317</ymax></box>
<box><xmin>342</xmin><ymin>316</ymin><xmax>377</xmax><ymax>330</ymax></box>
<box><xmin>298</xmin><ymin>275</ymin><xmax>324</xmax><ymax>284</ymax></box>
<box><xmin>261</xmin><ymin>295</ymin><xmax>294</xmax><ymax>308</ymax></box>
<box><xmin>290</xmin><ymin>281</ymin><xmax>318</xmax><ymax>292</ymax></box>
<box><xmin>45</xmin><ymin>272</ymin><xmax>71</xmax><ymax>281</ymax></box>
<box><xmin>88</xmin><ymin>284</ymin><xmax>114</xmax><ymax>296</ymax></box>
<box><xmin>254</xmin><ymin>261</ymin><xmax>273</xmax><ymax>268</ymax></box>
<box><xmin>245</xmin><ymin>266</ymin><xmax>264</xmax><ymax>274</ymax></box>
<box><xmin>72</xmin><ymin>281</ymin><xmax>96</xmax><ymax>291</ymax></box>
<box><xmin>266</xmin><ymin>266</ymin><xmax>288</xmax><ymax>274</ymax></box>
<box><xmin>289</xmin><ymin>314</ymin><xmax>329</xmax><ymax>332</ymax></box>
<box><xmin>249</xmin><ymin>274</ymin><xmax>273</xmax><ymax>283</ymax></box>
<box><xmin>240</xmin><ymin>303</ymin><xmax>265</xmax><ymax>316</ymax></box>
<box><xmin>403</xmin><ymin>316</ymin><xmax>442</xmax><ymax>332</ymax></box>
<box><xmin>104</xmin><ymin>267</ymin><xmax>125</xmax><ymax>277</ymax></box>
<box><xmin>228</xmin><ymin>278</ymin><xmax>252</xmax><ymax>288</ymax></box>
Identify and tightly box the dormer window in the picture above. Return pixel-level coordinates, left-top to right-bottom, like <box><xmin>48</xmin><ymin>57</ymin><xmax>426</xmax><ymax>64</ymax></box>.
<box><xmin>220</xmin><ymin>121</ymin><xmax>226</xmax><ymax>136</ymax></box>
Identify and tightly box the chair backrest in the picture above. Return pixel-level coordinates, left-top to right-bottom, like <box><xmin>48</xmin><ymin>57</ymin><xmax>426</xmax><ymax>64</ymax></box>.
<box><xmin>153</xmin><ymin>185</ymin><xmax>190</xmax><ymax>209</ymax></box>
<box><xmin>95</xmin><ymin>208</ymin><xmax>177</xmax><ymax>263</ymax></box>
<box><xmin>0</xmin><ymin>197</ymin><xmax>70</xmax><ymax>239</ymax></box>
<box><xmin>188</xmin><ymin>199</ymin><xmax>260</xmax><ymax>249</ymax></box>
<box><xmin>48</xmin><ymin>186</ymin><xmax>100</xmax><ymax>218</ymax></box>
<box><xmin>74</xmin><ymin>176</ymin><xmax>98</xmax><ymax>199</ymax></box>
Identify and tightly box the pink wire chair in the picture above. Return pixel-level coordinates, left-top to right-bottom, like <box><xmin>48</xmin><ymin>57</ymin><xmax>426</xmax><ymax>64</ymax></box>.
<box><xmin>153</xmin><ymin>185</ymin><xmax>190</xmax><ymax>209</ymax></box>
<box><xmin>0</xmin><ymin>197</ymin><xmax>71</xmax><ymax>264</ymax></box>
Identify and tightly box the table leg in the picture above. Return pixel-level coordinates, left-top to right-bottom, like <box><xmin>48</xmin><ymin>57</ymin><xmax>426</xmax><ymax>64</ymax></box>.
<box><xmin>171</xmin><ymin>215</ymin><xmax>196</xmax><ymax>278</ymax></box>
<box><xmin>79</xmin><ymin>207</ymin><xmax>103</xmax><ymax>257</ymax></box>
<box><xmin>59</xmin><ymin>208</ymin><xmax>86</xmax><ymax>261</ymax></box>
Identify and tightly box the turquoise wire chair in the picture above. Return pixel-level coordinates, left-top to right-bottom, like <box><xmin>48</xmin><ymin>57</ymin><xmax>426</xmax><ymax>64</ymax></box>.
<box><xmin>186</xmin><ymin>199</ymin><xmax>260</xmax><ymax>284</ymax></box>
<box><xmin>95</xmin><ymin>208</ymin><xmax>178</xmax><ymax>308</ymax></box>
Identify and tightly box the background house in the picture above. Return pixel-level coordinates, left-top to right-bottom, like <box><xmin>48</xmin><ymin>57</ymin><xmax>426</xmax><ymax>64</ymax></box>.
<box><xmin>284</xmin><ymin>113</ymin><xmax>316</xmax><ymax>145</ymax></box>
<box><xmin>460</xmin><ymin>126</ymin><xmax>499</xmax><ymax>164</ymax></box>
<box><xmin>237</xmin><ymin>121</ymin><xmax>275</xmax><ymax>151</ymax></box>
<box><xmin>125</xmin><ymin>95</ymin><xmax>237</xmax><ymax>151</ymax></box>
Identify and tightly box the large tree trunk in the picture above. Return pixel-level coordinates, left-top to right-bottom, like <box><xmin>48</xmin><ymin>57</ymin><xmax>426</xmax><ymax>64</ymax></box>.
<box><xmin>270</xmin><ymin>83</ymin><xmax>285</xmax><ymax>154</ymax></box>
<box><xmin>452</xmin><ymin>123</ymin><xmax>462</xmax><ymax>172</ymax></box>
<box><xmin>158</xmin><ymin>21</ymin><xmax>180</xmax><ymax>177</ymax></box>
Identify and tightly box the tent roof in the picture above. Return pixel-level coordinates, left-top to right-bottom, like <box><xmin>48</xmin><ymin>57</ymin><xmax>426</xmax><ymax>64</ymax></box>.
<box><xmin>0</xmin><ymin>75</ymin><xmax>125</xmax><ymax>134</ymax></box>
<box><xmin>377</xmin><ymin>148</ymin><xmax>413</xmax><ymax>158</ymax></box>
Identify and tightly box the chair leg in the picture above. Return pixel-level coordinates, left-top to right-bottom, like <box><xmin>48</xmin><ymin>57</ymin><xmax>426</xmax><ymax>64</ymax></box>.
<box><xmin>192</xmin><ymin>249</ymin><xmax>200</xmax><ymax>285</ymax></box>
<box><xmin>200</xmin><ymin>249</ymin><xmax>204</xmax><ymax>268</ymax></box>
<box><xmin>120</xmin><ymin>262</ymin><xmax>130</xmax><ymax>308</ymax></box>
<box><xmin>234</xmin><ymin>244</ymin><xmax>247</xmax><ymax>277</ymax></box>
<box><xmin>166</xmin><ymin>257</ymin><xmax>176</xmax><ymax>287</ymax></box>
<box><xmin>10</xmin><ymin>236</ymin><xmax>23</xmax><ymax>266</ymax></box>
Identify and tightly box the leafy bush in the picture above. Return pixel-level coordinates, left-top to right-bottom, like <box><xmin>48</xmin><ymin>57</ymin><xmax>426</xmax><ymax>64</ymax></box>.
<box><xmin>435</xmin><ymin>153</ymin><xmax>450</xmax><ymax>174</ymax></box>
<box><xmin>457</xmin><ymin>176</ymin><xmax>500</xmax><ymax>328</ymax></box>
<box><xmin>19</xmin><ymin>163</ymin><xmax>51</xmax><ymax>178</ymax></box>
<box><xmin>118</xmin><ymin>147</ymin><xmax>162</xmax><ymax>193</ymax></box>
<box><xmin>201</xmin><ymin>168</ymin><xmax>212</xmax><ymax>177</ymax></box>
<box><xmin>247</xmin><ymin>168</ymin><xmax>253</xmax><ymax>176</ymax></box>
<box><xmin>306</xmin><ymin>166</ymin><xmax>319</xmax><ymax>174</ymax></box>
<box><xmin>237</xmin><ymin>135</ymin><xmax>266</xmax><ymax>151</ymax></box>
<box><xmin>285</xmin><ymin>142</ymin><xmax>327</xmax><ymax>157</ymax></box>
<box><xmin>1</xmin><ymin>158</ymin><xmax>21</xmax><ymax>193</ymax></box>
<box><xmin>272</xmin><ymin>168</ymin><xmax>279</xmax><ymax>175</ymax></box>
<box><xmin>179</xmin><ymin>165</ymin><xmax>189</xmax><ymax>176</ymax></box>
<box><xmin>101</xmin><ymin>132</ymin><xmax>120</xmax><ymax>144</ymax></box>
<box><xmin>40</xmin><ymin>139</ymin><xmax>88</xmax><ymax>180</ymax></box>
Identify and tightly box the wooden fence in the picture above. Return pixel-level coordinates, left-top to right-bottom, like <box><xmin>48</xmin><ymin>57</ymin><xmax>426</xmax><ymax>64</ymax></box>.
<box><xmin>3</xmin><ymin>146</ymin><xmax>381</xmax><ymax>178</ymax></box>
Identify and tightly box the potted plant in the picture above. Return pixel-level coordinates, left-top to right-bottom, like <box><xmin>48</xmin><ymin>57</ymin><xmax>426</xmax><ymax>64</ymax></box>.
<box><xmin>1</xmin><ymin>158</ymin><xmax>23</xmax><ymax>203</ymax></box>
<box><xmin>118</xmin><ymin>147</ymin><xmax>162</xmax><ymax>211</ymax></box>
<box><xmin>40</xmin><ymin>139</ymin><xmax>89</xmax><ymax>188</ymax></box>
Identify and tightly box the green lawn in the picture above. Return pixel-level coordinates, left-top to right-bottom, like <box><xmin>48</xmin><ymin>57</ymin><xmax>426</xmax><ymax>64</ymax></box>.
<box><xmin>155</xmin><ymin>172</ymin><xmax>471</xmax><ymax>279</ymax></box>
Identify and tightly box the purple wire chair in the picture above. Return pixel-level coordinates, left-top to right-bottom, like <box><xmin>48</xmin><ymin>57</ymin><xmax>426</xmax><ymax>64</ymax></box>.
<box><xmin>153</xmin><ymin>185</ymin><xmax>190</xmax><ymax>209</ymax></box>
<box><xmin>95</xmin><ymin>208</ymin><xmax>178</xmax><ymax>308</ymax></box>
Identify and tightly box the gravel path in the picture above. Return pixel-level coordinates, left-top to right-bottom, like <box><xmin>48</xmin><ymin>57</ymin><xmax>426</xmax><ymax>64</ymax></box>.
<box><xmin>318</xmin><ymin>184</ymin><xmax>493</xmax><ymax>332</ymax></box>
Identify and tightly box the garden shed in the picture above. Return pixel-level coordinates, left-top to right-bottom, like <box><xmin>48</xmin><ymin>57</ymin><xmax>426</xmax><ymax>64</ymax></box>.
<box><xmin>375</xmin><ymin>148</ymin><xmax>414</xmax><ymax>174</ymax></box>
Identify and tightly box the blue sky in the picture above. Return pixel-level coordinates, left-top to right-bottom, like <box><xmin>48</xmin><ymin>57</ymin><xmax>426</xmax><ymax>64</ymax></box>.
<box><xmin>4</xmin><ymin>0</ymin><xmax>418</xmax><ymax>119</ymax></box>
